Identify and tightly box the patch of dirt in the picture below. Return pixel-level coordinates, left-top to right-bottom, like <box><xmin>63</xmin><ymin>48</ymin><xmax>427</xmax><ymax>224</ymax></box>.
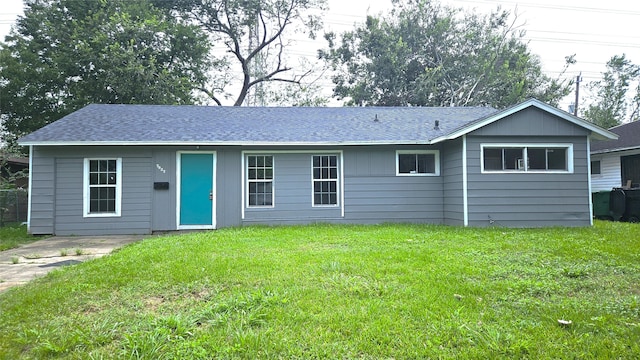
<box><xmin>144</xmin><ymin>296</ymin><xmax>165</xmax><ymax>311</ymax></box>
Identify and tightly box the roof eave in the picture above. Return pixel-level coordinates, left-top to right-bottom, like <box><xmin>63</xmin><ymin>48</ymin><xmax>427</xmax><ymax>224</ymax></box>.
<box><xmin>591</xmin><ymin>145</ymin><xmax>640</xmax><ymax>155</ymax></box>
<box><xmin>430</xmin><ymin>98</ymin><xmax>619</xmax><ymax>143</ymax></box>
<box><xmin>18</xmin><ymin>140</ymin><xmax>435</xmax><ymax>147</ymax></box>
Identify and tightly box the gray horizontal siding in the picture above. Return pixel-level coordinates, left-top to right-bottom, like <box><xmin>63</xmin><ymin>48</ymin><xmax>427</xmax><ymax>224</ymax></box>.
<box><xmin>242</xmin><ymin>146</ymin><xmax>445</xmax><ymax>226</ymax></box>
<box><xmin>214</xmin><ymin>149</ymin><xmax>243</xmax><ymax>228</ymax></box>
<box><xmin>343</xmin><ymin>176</ymin><xmax>443</xmax><ymax>223</ymax></box>
<box><xmin>342</xmin><ymin>147</ymin><xmax>443</xmax><ymax>224</ymax></box>
<box><xmin>145</xmin><ymin>146</ymin><xmax>242</xmax><ymax>231</ymax></box>
<box><xmin>468</xmin><ymin>188</ymin><xmax>588</xmax><ymax>198</ymax></box>
<box><xmin>243</xmin><ymin>209</ymin><xmax>340</xmax><ymax>223</ymax></box>
<box><xmin>243</xmin><ymin>152</ymin><xmax>341</xmax><ymax>224</ymax></box>
<box><xmin>151</xmin><ymin>149</ymin><xmax>176</xmax><ymax>231</ymax></box>
<box><xmin>28</xmin><ymin>146</ymin><xmax>155</xmax><ymax>235</ymax></box>
<box><xmin>466</xmin><ymin>135</ymin><xmax>591</xmax><ymax>227</ymax></box>
<box><xmin>28</xmin><ymin>147</ymin><xmax>55</xmax><ymax>234</ymax></box>
<box><xmin>53</xmin><ymin>154</ymin><xmax>153</xmax><ymax>235</ymax></box>
<box><xmin>442</xmin><ymin>138</ymin><xmax>464</xmax><ymax>225</ymax></box>
<box><xmin>29</xmin><ymin>133</ymin><xmax>594</xmax><ymax>234</ymax></box>
<box><xmin>471</xmin><ymin>107</ymin><xmax>591</xmax><ymax>137</ymax></box>
<box><xmin>468</xmin><ymin>179</ymin><xmax>590</xmax><ymax>191</ymax></box>
<box><xmin>29</xmin><ymin>145</ymin><xmax>245</xmax><ymax>234</ymax></box>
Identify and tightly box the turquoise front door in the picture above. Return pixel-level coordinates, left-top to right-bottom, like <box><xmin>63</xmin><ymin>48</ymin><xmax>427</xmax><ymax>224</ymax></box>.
<box><xmin>179</xmin><ymin>153</ymin><xmax>215</xmax><ymax>227</ymax></box>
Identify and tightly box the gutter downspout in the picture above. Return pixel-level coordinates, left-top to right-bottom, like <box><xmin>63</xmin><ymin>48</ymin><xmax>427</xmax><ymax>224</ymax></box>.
<box><xmin>462</xmin><ymin>135</ymin><xmax>469</xmax><ymax>227</ymax></box>
<box><xmin>587</xmin><ymin>137</ymin><xmax>593</xmax><ymax>226</ymax></box>
<box><xmin>27</xmin><ymin>145</ymin><xmax>33</xmax><ymax>232</ymax></box>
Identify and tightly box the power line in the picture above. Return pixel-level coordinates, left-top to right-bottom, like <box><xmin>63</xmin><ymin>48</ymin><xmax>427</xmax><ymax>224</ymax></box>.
<box><xmin>2</xmin><ymin>1</ymin><xmax>635</xmax><ymax>89</ymax></box>
<box><xmin>450</xmin><ymin>0</ymin><xmax>640</xmax><ymax>16</ymax></box>
<box><xmin>527</xmin><ymin>37</ymin><xmax>640</xmax><ymax>49</ymax></box>
<box><xmin>526</xmin><ymin>29</ymin><xmax>640</xmax><ymax>41</ymax></box>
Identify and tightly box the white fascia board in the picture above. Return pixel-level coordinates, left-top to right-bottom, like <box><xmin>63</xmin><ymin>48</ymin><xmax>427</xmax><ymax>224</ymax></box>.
<box><xmin>430</xmin><ymin>98</ymin><xmax>618</xmax><ymax>144</ymax></box>
<box><xmin>591</xmin><ymin>145</ymin><xmax>640</xmax><ymax>155</ymax></box>
<box><xmin>17</xmin><ymin>140</ymin><xmax>434</xmax><ymax>147</ymax></box>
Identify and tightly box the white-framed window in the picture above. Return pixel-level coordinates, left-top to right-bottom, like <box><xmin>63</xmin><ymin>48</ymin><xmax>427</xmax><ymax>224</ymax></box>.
<box><xmin>396</xmin><ymin>150</ymin><xmax>440</xmax><ymax>176</ymax></box>
<box><xmin>312</xmin><ymin>155</ymin><xmax>339</xmax><ymax>206</ymax></box>
<box><xmin>247</xmin><ymin>155</ymin><xmax>274</xmax><ymax>207</ymax></box>
<box><xmin>591</xmin><ymin>160</ymin><xmax>601</xmax><ymax>175</ymax></box>
<box><xmin>83</xmin><ymin>158</ymin><xmax>122</xmax><ymax>217</ymax></box>
<box><xmin>481</xmin><ymin>144</ymin><xmax>573</xmax><ymax>173</ymax></box>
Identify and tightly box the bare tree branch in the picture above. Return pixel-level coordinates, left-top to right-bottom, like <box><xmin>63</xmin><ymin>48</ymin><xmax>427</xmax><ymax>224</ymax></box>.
<box><xmin>246</xmin><ymin>1</ymin><xmax>295</xmax><ymax>64</ymax></box>
<box><xmin>168</xmin><ymin>0</ymin><xmax>326</xmax><ymax>106</ymax></box>
<box><xmin>196</xmin><ymin>87</ymin><xmax>222</xmax><ymax>106</ymax></box>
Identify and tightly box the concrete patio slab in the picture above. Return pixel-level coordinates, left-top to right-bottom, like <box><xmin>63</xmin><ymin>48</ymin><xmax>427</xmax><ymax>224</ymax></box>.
<box><xmin>0</xmin><ymin>235</ymin><xmax>147</xmax><ymax>292</ymax></box>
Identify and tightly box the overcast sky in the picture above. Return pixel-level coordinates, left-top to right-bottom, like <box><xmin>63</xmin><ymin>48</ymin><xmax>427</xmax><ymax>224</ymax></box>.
<box><xmin>1</xmin><ymin>0</ymin><xmax>639</xmax><ymax>110</ymax></box>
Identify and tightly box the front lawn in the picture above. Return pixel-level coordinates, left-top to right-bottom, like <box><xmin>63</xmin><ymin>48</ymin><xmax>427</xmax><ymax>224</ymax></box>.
<box><xmin>0</xmin><ymin>222</ymin><xmax>639</xmax><ymax>358</ymax></box>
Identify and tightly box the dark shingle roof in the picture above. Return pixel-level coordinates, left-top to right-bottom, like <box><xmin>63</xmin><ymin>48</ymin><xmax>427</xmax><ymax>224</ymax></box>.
<box><xmin>591</xmin><ymin>120</ymin><xmax>640</xmax><ymax>154</ymax></box>
<box><xmin>18</xmin><ymin>104</ymin><xmax>498</xmax><ymax>145</ymax></box>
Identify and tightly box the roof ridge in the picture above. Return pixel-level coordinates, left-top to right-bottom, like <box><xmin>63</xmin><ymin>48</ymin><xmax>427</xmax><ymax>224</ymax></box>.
<box><xmin>83</xmin><ymin>103</ymin><xmax>496</xmax><ymax>110</ymax></box>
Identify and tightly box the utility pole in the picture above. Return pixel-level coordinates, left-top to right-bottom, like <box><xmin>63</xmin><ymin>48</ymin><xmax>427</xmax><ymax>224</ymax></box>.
<box><xmin>573</xmin><ymin>72</ymin><xmax>582</xmax><ymax>116</ymax></box>
<box><xmin>245</xmin><ymin>18</ymin><xmax>265</xmax><ymax>106</ymax></box>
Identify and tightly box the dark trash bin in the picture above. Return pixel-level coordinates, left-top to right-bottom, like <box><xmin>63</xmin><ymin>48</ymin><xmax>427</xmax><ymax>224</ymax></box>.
<box><xmin>623</xmin><ymin>188</ymin><xmax>640</xmax><ymax>223</ymax></box>
<box><xmin>592</xmin><ymin>191</ymin><xmax>612</xmax><ymax>220</ymax></box>
<box><xmin>610</xmin><ymin>188</ymin><xmax>626</xmax><ymax>221</ymax></box>
<box><xmin>610</xmin><ymin>188</ymin><xmax>640</xmax><ymax>222</ymax></box>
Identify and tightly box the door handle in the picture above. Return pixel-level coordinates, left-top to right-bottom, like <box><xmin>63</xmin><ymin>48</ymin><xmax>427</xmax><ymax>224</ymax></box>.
<box><xmin>209</xmin><ymin>190</ymin><xmax>213</xmax><ymax>200</ymax></box>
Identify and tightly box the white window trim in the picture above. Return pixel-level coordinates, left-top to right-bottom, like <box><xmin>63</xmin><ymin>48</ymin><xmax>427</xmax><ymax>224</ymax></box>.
<box><xmin>480</xmin><ymin>143</ymin><xmax>574</xmax><ymax>174</ymax></box>
<box><xmin>83</xmin><ymin>158</ymin><xmax>122</xmax><ymax>217</ymax></box>
<box><xmin>311</xmin><ymin>154</ymin><xmax>341</xmax><ymax>208</ymax></box>
<box><xmin>395</xmin><ymin>150</ymin><xmax>440</xmax><ymax>176</ymax></box>
<box><xmin>245</xmin><ymin>154</ymin><xmax>275</xmax><ymax>209</ymax></box>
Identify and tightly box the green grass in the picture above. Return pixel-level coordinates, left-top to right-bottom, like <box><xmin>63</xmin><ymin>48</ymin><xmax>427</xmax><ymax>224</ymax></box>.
<box><xmin>1</xmin><ymin>221</ymin><xmax>639</xmax><ymax>359</ymax></box>
<box><xmin>0</xmin><ymin>224</ymin><xmax>41</xmax><ymax>251</ymax></box>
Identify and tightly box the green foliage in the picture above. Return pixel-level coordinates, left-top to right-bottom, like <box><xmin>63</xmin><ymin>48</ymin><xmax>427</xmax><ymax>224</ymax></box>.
<box><xmin>583</xmin><ymin>54</ymin><xmax>640</xmax><ymax>128</ymax></box>
<box><xmin>1</xmin><ymin>222</ymin><xmax>639</xmax><ymax>358</ymax></box>
<box><xmin>320</xmin><ymin>0</ymin><xmax>574</xmax><ymax>108</ymax></box>
<box><xmin>261</xmin><ymin>81</ymin><xmax>329</xmax><ymax>106</ymax></box>
<box><xmin>0</xmin><ymin>0</ymin><xmax>211</xmax><ymax>151</ymax></box>
<box><xmin>154</xmin><ymin>0</ymin><xmax>328</xmax><ymax>106</ymax></box>
<box><xmin>0</xmin><ymin>153</ymin><xmax>27</xmax><ymax>190</ymax></box>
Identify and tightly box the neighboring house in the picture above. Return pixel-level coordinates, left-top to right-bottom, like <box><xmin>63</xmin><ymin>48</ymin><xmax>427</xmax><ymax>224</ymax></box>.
<box><xmin>18</xmin><ymin>99</ymin><xmax>616</xmax><ymax>235</ymax></box>
<box><xmin>1</xmin><ymin>156</ymin><xmax>29</xmax><ymax>189</ymax></box>
<box><xmin>591</xmin><ymin>120</ymin><xmax>640</xmax><ymax>191</ymax></box>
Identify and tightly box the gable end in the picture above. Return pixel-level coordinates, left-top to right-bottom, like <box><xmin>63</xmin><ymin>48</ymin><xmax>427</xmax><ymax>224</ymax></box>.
<box><xmin>468</xmin><ymin>107</ymin><xmax>591</xmax><ymax>137</ymax></box>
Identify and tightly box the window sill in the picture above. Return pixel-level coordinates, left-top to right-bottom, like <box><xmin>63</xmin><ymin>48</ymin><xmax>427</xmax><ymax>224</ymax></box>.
<box><xmin>481</xmin><ymin>170</ymin><xmax>572</xmax><ymax>174</ymax></box>
<box><xmin>83</xmin><ymin>213</ymin><xmax>121</xmax><ymax>218</ymax></box>
<box><xmin>396</xmin><ymin>173</ymin><xmax>440</xmax><ymax>177</ymax></box>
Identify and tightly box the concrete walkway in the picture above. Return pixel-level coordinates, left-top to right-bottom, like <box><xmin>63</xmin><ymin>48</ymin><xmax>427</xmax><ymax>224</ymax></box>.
<box><xmin>0</xmin><ymin>235</ymin><xmax>146</xmax><ymax>292</ymax></box>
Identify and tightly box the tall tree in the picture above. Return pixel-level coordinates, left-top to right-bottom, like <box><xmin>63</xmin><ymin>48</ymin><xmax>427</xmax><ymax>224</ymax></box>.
<box><xmin>154</xmin><ymin>0</ymin><xmax>327</xmax><ymax>106</ymax></box>
<box><xmin>320</xmin><ymin>0</ymin><xmax>574</xmax><ymax>108</ymax></box>
<box><xmin>0</xmin><ymin>0</ymin><xmax>211</xmax><ymax>151</ymax></box>
<box><xmin>583</xmin><ymin>54</ymin><xmax>640</xmax><ymax>128</ymax></box>
<box><xmin>630</xmin><ymin>81</ymin><xmax>640</xmax><ymax>122</ymax></box>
